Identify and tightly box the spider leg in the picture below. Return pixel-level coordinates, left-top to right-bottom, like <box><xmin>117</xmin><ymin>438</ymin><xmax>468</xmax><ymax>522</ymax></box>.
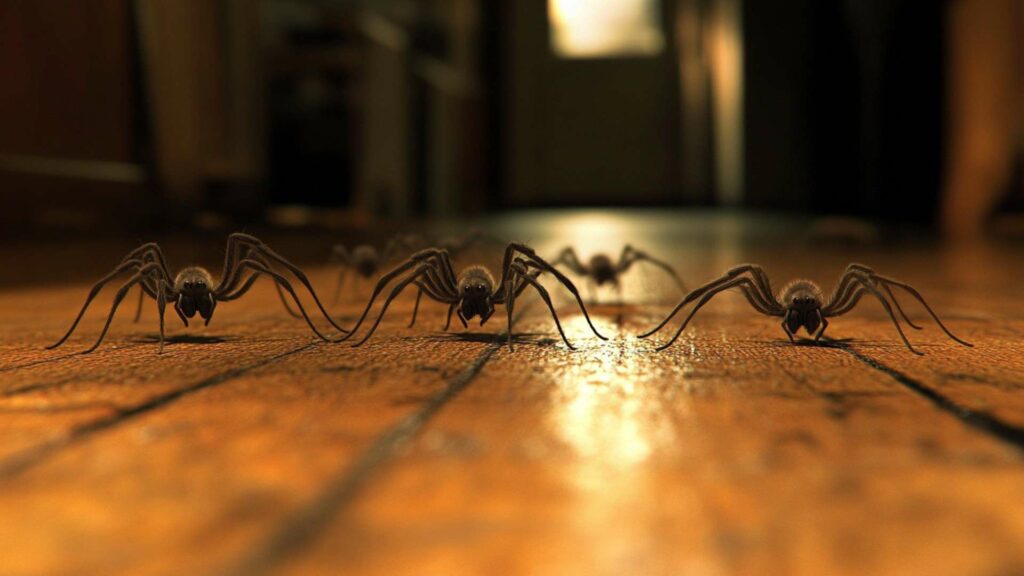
<box><xmin>416</xmin><ymin>274</ymin><xmax>453</xmax><ymax>302</ymax></box>
<box><xmin>330</xmin><ymin>245</ymin><xmax>352</xmax><ymax>265</ymax></box>
<box><xmin>501</xmin><ymin>243</ymin><xmax>607</xmax><ymax>340</ymax></box>
<box><xmin>174</xmin><ymin>293</ymin><xmax>189</xmax><ymax>327</ymax></box>
<box><xmin>340</xmin><ymin>249</ymin><xmax>456</xmax><ymax>340</ymax></box>
<box><xmin>221</xmin><ymin>235</ymin><xmax>348</xmax><ymax>333</ymax></box>
<box><xmin>653</xmin><ymin>277</ymin><xmax>761</xmax><ymax>351</ymax></box>
<box><xmin>812</xmin><ymin>311</ymin><xmax>829</xmax><ymax>342</ymax></box>
<box><xmin>409</xmin><ymin>288</ymin><xmax>423</xmax><ymax>328</ymax></box>
<box><xmin>408</xmin><ymin>268</ymin><xmax>459</xmax><ymax>328</ymax></box>
<box><xmin>639</xmin><ymin>265</ymin><xmax>781</xmax><ymax>339</ymax></box>
<box><xmin>330</xmin><ymin>246</ymin><xmax>352</xmax><ymax>305</ymax></box>
<box><xmin>618</xmin><ymin>245</ymin><xmax>686</xmax><ymax>292</ymax></box>
<box><xmin>843</xmin><ymin>274</ymin><xmax>923</xmax><ymax>355</ymax></box>
<box><xmin>224</xmin><ymin>248</ymin><xmax>303</xmax><ymax>319</ymax></box>
<box><xmin>215</xmin><ymin>260</ymin><xmax>301</xmax><ymax>322</ymax></box>
<box><xmin>433</xmin><ymin>248</ymin><xmax>461</xmax><ymax>289</ymax></box>
<box><xmin>233</xmin><ymin>259</ymin><xmax>344</xmax><ymax>342</ymax></box>
<box><xmin>823</xmin><ymin>273</ymin><xmax>863</xmax><ymax>316</ymax></box>
<box><xmin>492</xmin><ymin>263</ymin><xmax>543</xmax><ymax>304</ymax></box>
<box><xmin>509</xmin><ymin>261</ymin><xmax>577</xmax><ymax>350</ymax></box>
<box><xmin>216</xmin><ymin>269</ymin><xmax>262</xmax><ymax>301</ymax></box>
<box><xmin>444</xmin><ymin>303</ymin><xmax>455</xmax><ymax>331</ymax></box>
<box><xmin>119</xmin><ymin>243</ymin><xmax>173</xmax><ymax>279</ymax></box>
<box><xmin>133</xmin><ymin>277</ymin><xmax>160</xmax><ymax>322</ymax></box>
<box><xmin>81</xmin><ymin>263</ymin><xmax>165</xmax><ymax>353</ymax></box>
<box><xmin>48</xmin><ymin>258</ymin><xmax>155</xmax><ymax>350</ymax></box>
<box><xmin>204</xmin><ymin>293</ymin><xmax>217</xmax><ymax>327</ymax></box>
<box><xmin>420</xmin><ymin>262</ymin><xmax>459</xmax><ymax>300</ymax></box>
<box><xmin>505</xmin><ymin>269</ymin><xmax>516</xmax><ymax>351</ymax></box>
<box><xmin>782</xmin><ymin>316</ymin><xmax>796</xmax><ymax>343</ymax></box>
<box><xmin>739</xmin><ymin>285</ymin><xmax>780</xmax><ymax>316</ymax></box>
<box><xmin>552</xmin><ymin>247</ymin><xmax>589</xmax><ymax>276</ymax></box>
<box><xmin>351</xmin><ymin>265</ymin><xmax>437</xmax><ymax>347</ymax></box>
<box><xmin>878</xmin><ymin>282</ymin><xmax>922</xmax><ymax>330</ymax></box>
<box><xmin>132</xmin><ymin>247</ymin><xmax>173</xmax><ymax>323</ymax></box>
<box><xmin>157</xmin><ymin>283</ymin><xmax>168</xmax><ymax>353</ymax></box>
<box><xmin>863</xmin><ymin>271</ymin><xmax>972</xmax><ymax>347</ymax></box>
<box><xmin>825</xmin><ymin>267</ymin><xmax>923</xmax><ymax>330</ymax></box>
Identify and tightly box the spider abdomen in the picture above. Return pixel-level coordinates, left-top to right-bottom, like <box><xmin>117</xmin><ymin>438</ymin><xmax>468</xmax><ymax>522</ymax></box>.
<box><xmin>174</xmin><ymin>266</ymin><xmax>215</xmax><ymax>293</ymax></box>
<box><xmin>352</xmin><ymin>245</ymin><xmax>379</xmax><ymax>278</ymax></box>
<box><xmin>779</xmin><ymin>279</ymin><xmax>824</xmax><ymax>309</ymax></box>
<box><xmin>589</xmin><ymin>254</ymin><xmax>616</xmax><ymax>285</ymax></box>
<box><xmin>458</xmin><ymin>265</ymin><xmax>495</xmax><ymax>295</ymax></box>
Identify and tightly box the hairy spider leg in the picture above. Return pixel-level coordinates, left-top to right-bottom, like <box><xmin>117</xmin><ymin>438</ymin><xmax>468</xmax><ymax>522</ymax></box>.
<box><xmin>843</xmin><ymin>265</ymin><xmax>971</xmax><ymax>346</ymax></box>
<box><xmin>82</xmin><ymin>263</ymin><xmax>168</xmax><ymax>353</ymax></box>
<box><xmin>228</xmin><ymin>258</ymin><xmax>344</xmax><ymax>342</ymax></box>
<box><xmin>506</xmin><ymin>259</ymin><xmax>576</xmax><ymax>351</ymax></box>
<box><xmin>340</xmin><ymin>250</ymin><xmax>456</xmax><ymax>341</ymax></box>
<box><xmin>617</xmin><ymin>245</ymin><xmax>686</xmax><ymax>292</ymax></box>
<box><xmin>498</xmin><ymin>243</ymin><xmax>608</xmax><ymax>341</ymax></box>
<box><xmin>49</xmin><ymin>257</ymin><xmax>166</xmax><ymax>350</ymax></box>
<box><xmin>223</xmin><ymin>234</ymin><xmax>348</xmax><ymax>334</ymax></box>
<box><xmin>653</xmin><ymin>277</ymin><xmax>766</xmax><ymax>351</ymax></box>
<box><xmin>640</xmin><ymin>265</ymin><xmax>781</xmax><ymax>339</ymax></box>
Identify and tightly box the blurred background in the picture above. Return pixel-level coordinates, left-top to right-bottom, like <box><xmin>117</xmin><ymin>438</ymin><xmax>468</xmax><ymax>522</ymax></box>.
<box><xmin>0</xmin><ymin>0</ymin><xmax>1020</xmax><ymax>240</ymax></box>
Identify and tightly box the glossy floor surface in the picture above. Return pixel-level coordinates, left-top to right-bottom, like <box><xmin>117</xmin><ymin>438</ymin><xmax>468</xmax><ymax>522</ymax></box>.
<box><xmin>1</xmin><ymin>211</ymin><xmax>1022</xmax><ymax>575</ymax></box>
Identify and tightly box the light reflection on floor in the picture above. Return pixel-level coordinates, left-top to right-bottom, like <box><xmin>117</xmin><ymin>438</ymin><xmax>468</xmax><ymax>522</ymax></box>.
<box><xmin>531</xmin><ymin>211</ymin><xmax>689</xmax><ymax>305</ymax></box>
<box><xmin>549</xmin><ymin>315</ymin><xmax>685</xmax><ymax>486</ymax></box>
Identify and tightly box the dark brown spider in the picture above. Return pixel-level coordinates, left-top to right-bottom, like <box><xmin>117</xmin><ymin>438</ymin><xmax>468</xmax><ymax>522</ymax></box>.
<box><xmin>640</xmin><ymin>263</ymin><xmax>972</xmax><ymax>355</ymax></box>
<box><xmin>340</xmin><ymin>243</ymin><xmax>608</xmax><ymax>350</ymax></box>
<box><xmin>329</xmin><ymin>230</ymin><xmax>489</xmax><ymax>304</ymax></box>
<box><xmin>330</xmin><ymin>234</ymin><xmax>418</xmax><ymax>304</ymax></box>
<box><xmin>554</xmin><ymin>245</ymin><xmax>685</xmax><ymax>299</ymax></box>
<box><xmin>49</xmin><ymin>233</ymin><xmax>347</xmax><ymax>353</ymax></box>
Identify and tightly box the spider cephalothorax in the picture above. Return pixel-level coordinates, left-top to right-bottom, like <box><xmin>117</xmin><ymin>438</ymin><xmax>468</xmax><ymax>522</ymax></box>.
<box><xmin>174</xmin><ymin>266</ymin><xmax>217</xmax><ymax>324</ymax></box>
<box><xmin>641</xmin><ymin>263</ymin><xmax>972</xmax><ymax>355</ymax></box>
<box><xmin>340</xmin><ymin>243</ymin><xmax>607</xmax><ymax>350</ymax></box>
<box><xmin>457</xmin><ymin>265</ymin><xmax>496</xmax><ymax>324</ymax></box>
<box><xmin>554</xmin><ymin>245</ymin><xmax>685</xmax><ymax>297</ymax></box>
<box><xmin>331</xmin><ymin>234</ymin><xmax>450</xmax><ymax>304</ymax></box>
<box><xmin>351</xmin><ymin>245</ymin><xmax>381</xmax><ymax>278</ymax></box>
<box><xmin>49</xmin><ymin>234</ymin><xmax>347</xmax><ymax>353</ymax></box>
<box><xmin>587</xmin><ymin>255</ymin><xmax>617</xmax><ymax>286</ymax></box>
<box><xmin>780</xmin><ymin>280</ymin><xmax>824</xmax><ymax>336</ymax></box>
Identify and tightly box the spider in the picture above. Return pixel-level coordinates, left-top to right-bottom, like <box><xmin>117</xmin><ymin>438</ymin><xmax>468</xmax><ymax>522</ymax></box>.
<box><xmin>554</xmin><ymin>245</ymin><xmax>685</xmax><ymax>300</ymax></box>
<box><xmin>639</xmin><ymin>263</ymin><xmax>972</xmax><ymax>355</ymax></box>
<box><xmin>339</xmin><ymin>243</ymin><xmax>608</xmax><ymax>350</ymax></box>
<box><xmin>329</xmin><ymin>234</ymin><xmax>418</xmax><ymax>303</ymax></box>
<box><xmin>329</xmin><ymin>230</ymin><xmax>487</xmax><ymax>303</ymax></box>
<box><xmin>48</xmin><ymin>233</ymin><xmax>347</xmax><ymax>353</ymax></box>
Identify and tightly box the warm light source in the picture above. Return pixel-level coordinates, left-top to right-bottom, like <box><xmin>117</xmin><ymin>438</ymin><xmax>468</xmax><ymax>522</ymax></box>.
<box><xmin>548</xmin><ymin>0</ymin><xmax>665</xmax><ymax>58</ymax></box>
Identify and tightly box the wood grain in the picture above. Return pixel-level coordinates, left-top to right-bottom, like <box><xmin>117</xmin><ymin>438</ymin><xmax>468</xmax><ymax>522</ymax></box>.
<box><xmin>0</xmin><ymin>214</ymin><xmax>1021</xmax><ymax>576</ymax></box>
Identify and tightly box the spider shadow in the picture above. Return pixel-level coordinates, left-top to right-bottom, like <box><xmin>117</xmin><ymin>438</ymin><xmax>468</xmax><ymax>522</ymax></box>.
<box><xmin>760</xmin><ymin>337</ymin><xmax>855</xmax><ymax>350</ymax></box>
<box><xmin>416</xmin><ymin>330</ymin><xmax>559</xmax><ymax>347</ymax></box>
<box><xmin>131</xmin><ymin>334</ymin><xmax>233</xmax><ymax>345</ymax></box>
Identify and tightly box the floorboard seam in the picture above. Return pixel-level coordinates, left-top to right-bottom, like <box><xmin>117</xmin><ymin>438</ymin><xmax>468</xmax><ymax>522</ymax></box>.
<box><xmin>223</xmin><ymin>338</ymin><xmax>505</xmax><ymax>576</ymax></box>
<box><xmin>0</xmin><ymin>341</ymin><xmax>318</xmax><ymax>481</ymax></box>
<box><xmin>840</xmin><ymin>346</ymin><xmax>1024</xmax><ymax>450</ymax></box>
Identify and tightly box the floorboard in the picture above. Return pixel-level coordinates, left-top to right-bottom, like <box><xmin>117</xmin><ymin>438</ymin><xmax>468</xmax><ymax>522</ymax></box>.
<box><xmin>0</xmin><ymin>211</ymin><xmax>1021</xmax><ymax>575</ymax></box>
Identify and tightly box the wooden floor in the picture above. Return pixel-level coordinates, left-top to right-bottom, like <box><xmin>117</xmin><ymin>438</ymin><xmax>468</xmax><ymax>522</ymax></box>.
<box><xmin>1</xmin><ymin>211</ymin><xmax>1023</xmax><ymax>576</ymax></box>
